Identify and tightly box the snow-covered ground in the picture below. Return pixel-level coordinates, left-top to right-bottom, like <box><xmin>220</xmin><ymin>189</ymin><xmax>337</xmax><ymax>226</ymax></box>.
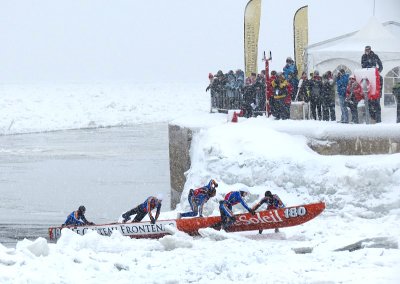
<box><xmin>0</xmin><ymin>83</ymin><xmax>399</xmax><ymax>283</ymax></box>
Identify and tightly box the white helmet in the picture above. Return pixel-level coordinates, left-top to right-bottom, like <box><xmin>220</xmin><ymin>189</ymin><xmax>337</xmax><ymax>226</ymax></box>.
<box><xmin>156</xmin><ymin>193</ymin><xmax>164</xmax><ymax>201</ymax></box>
<box><xmin>239</xmin><ymin>188</ymin><xmax>250</xmax><ymax>195</ymax></box>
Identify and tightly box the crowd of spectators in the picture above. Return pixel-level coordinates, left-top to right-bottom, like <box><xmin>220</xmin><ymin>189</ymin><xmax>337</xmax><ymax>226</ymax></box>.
<box><xmin>206</xmin><ymin>69</ymin><xmax>266</xmax><ymax>118</ymax></box>
<box><xmin>206</xmin><ymin>45</ymin><xmax>385</xmax><ymax>123</ymax></box>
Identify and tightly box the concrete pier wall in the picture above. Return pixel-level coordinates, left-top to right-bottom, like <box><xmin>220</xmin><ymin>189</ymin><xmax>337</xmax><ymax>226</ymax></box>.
<box><xmin>168</xmin><ymin>124</ymin><xmax>194</xmax><ymax>209</ymax></box>
<box><xmin>309</xmin><ymin>137</ymin><xmax>400</xmax><ymax>155</ymax></box>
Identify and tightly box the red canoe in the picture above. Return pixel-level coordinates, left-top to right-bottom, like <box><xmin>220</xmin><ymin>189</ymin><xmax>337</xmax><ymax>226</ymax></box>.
<box><xmin>49</xmin><ymin>202</ymin><xmax>325</xmax><ymax>240</ymax></box>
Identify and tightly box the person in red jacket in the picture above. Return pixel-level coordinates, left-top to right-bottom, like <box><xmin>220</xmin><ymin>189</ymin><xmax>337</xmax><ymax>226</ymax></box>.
<box><xmin>346</xmin><ymin>75</ymin><xmax>364</xmax><ymax>124</ymax></box>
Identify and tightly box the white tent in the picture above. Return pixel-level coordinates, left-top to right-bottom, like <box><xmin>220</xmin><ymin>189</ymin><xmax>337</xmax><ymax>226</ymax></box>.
<box><xmin>306</xmin><ymin>17</ymin><xmax>400</xmax><ymax>77</ymax></box>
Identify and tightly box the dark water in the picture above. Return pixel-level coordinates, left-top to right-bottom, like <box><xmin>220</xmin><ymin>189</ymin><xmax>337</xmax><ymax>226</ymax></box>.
<box><xmin>0</xmin><ymin>124</ymin><xmax>170</xmax><ymax>247</ymax></box>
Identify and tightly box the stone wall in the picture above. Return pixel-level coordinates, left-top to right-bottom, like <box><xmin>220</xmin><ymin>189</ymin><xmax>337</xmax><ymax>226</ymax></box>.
<box><xmin>168</xmin><ymin>124</ymin><xmax>193</xmax><ymax>209</ymax></box>
<box><xmin>309</xmin><ymin>137</ymin><xmax>400</xmax><ymax>155</ymax></box>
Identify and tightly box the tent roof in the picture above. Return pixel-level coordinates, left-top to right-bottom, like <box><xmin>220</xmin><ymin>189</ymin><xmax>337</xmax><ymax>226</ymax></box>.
<box><xmin>307</xmin><ymin>17</ymin><xmax>400</xmax><ymax>54</ymax></box>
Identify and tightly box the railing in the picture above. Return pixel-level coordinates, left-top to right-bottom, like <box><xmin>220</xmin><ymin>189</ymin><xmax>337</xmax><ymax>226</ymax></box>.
<box><xmin>209</xmin><ymin>88</ymin><xmax>267</xmax><ymax>116</ymax></box>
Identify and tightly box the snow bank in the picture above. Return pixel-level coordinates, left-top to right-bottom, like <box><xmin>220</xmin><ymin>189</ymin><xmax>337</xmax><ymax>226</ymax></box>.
<box><xmin>16</xmin><ymin>238</ymin><xmax>49</xmax><ymax>257</ymax></box>
<box><xmin>1</xmin><ymin>223</ymin><xmax>399</xmax><ymax>283</ymax></box>
<box><xmin>181</xmin><ymin>118</ymin><xmax>400</xmax><ymax>217</ymax></box>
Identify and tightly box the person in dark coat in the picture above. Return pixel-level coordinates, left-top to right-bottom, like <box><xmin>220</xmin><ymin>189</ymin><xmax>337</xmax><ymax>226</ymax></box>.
<box><xmin>295</xmin><ymin>71</ymin><xmax>310</xmax><ymax>102</ymax></box>
<box><xmin>361</xmin><ymin>45</ymin><xmax>383</xmax><ymax>123</ymax></box>
<box><xmin>212</xmin><ymin>71</ymin><xmax>227</xmax><ymax>109</ymax></box>
<box><xmin>242</xmin><ymin>73</ymin><xmax>257</xmax><ymax>118</ymax></box>
<box><xmin>288</xmin><ymin>72</ymin><xmax>299</xmax><ymax>101</ymax></box>
<box><xmin>253</xmin><ymin>73</ymin><xmax>266</xmax><ymax>112</ymax></box>
<box><xmin>235</xmin><ymin>69</ymin><xmax>245</xmax><ymax>108</ymax></box>
<box><xmin>361</xmin><ymin>45</ymin><xmax>383</xmax><ymax>72</ymax></box>
<box><xmin>321</xmin><ymin>71</ymin><xmax>336</xmax><ymax>121</ymax></box>
<box><xmin>225</xmin><ymin>70</ymin><xmax>236</xmax><ymax>109</ymax></box>
<box><xmin>309</xmin><ymin>71</ymin><xmax>323</xmax><ymax>120</ymax></box>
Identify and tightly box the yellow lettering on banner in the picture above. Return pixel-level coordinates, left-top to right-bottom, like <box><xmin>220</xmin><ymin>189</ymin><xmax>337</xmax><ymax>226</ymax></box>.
<box><xmin>293</xmin><ymin>6</ymin><xmax>308</xmax><ymax>77</ymax></box>
<box><xmin>244</xmin><ymin>0</ymin><xmax>261</xmax><ymax>77</ymax></box>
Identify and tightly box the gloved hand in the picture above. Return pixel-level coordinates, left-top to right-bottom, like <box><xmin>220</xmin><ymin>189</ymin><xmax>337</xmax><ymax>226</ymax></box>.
<box><xmin>206</xmin><ymin>86</ymin><xmax>210</xmax><ymax>92</ymax></box>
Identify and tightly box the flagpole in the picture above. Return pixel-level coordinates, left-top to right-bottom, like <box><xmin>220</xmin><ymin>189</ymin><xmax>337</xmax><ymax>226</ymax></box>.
<box><xmin>373</xmin><ymin>0</ymin><xmax>376</xmax><ymax>16</ymax></box>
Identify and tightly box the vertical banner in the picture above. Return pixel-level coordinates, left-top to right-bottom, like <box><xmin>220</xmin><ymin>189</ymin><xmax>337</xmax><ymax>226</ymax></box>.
<box><xmin>293</xmin><ymin>5</ymin><xmax>308</xmax><ymax>77</ymax></box>
<box><xmin>244</xmin><ymin>0</ymin><xmax>262</xmax><ymax>78</ymax></box>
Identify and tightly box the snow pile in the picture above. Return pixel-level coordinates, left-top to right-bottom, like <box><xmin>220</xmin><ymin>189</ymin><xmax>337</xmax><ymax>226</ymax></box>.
<box><xmin>16</xmin><ymin>238</ymin><xmax>49</xmax><ymax>257</ymax></box>
<box><xmin>181</xmin><ymin>118</ymin><xmax>400</xmax><ymax>218</ymax></box>
<box><xmin>1</xmin><ymin>224</ymin><xmax>399</xmax><ymax>283</ymax></box>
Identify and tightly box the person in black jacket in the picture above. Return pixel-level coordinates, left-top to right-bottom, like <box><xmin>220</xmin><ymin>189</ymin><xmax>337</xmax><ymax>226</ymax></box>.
<box><xmin>321</xmin><ymin>71</ymin><xmax>336</xmax><ymax>121</ymax></box>
<box><xmin>361</xmin><ymin>45</ymin><xmax>383</xmax><ymax>123</ymax></box>
<box><xmin>361</xmin><ymin>45</ymin><xmax>383</xmax><ymax>72</ymax></box>
<box><xmin>309</xmin><ymin>71</ymin><xmax>323</xmax><ymax>120</ymax></box>
<box><xmin>295</xmin><ymin>71</ymin><xmax>310</xmax><ymax>102</ymax></box>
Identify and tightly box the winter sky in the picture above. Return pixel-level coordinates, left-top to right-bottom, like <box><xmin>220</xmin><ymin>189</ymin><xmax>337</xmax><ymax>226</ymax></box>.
<box><xmin>0</xmin><ymin>0</ymin><xmax>399</xmax><ymax>84</ymax></box>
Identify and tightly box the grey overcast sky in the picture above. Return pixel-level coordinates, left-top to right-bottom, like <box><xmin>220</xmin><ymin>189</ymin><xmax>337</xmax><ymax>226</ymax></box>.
<box><xmin>0</xmin><ymin>0</ymin><xmax>399</xmax><ymax>83</ymax></box>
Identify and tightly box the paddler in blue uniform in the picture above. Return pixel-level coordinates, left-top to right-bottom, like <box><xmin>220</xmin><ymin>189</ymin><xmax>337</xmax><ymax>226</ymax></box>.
<box><xmin>122</xmin><ymin>194</ymin><xmax>163</xmax><ymax>224</ymax></box>
<box><xmin>219</xmin><ymin>188</ymin><xmax>254</xmax><ymax>231</ymax></box>
<box><xmin>252</xmin><ymin>190</ymin><xmax>285</xmax><ymax>233</ymax></box>
<box><xmin>178</xmin><ymin>179</ymin><xmax>218</xmax><ymax>218</ymax></box>
<box><xmin>63</xmin><ymin>205</ymin><xmax>95</xmax><ymax>226</ymax></box>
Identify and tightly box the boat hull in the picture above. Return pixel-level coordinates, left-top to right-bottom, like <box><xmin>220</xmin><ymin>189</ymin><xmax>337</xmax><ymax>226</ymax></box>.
<box><xmin>49</xmin><ymin>202</ymin><xmax>325</xmax><ymax>240</ymax></box>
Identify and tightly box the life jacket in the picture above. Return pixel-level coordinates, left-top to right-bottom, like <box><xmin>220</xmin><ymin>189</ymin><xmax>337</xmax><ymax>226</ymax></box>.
<box><xmin>272</xmin><ymin>79</ymin><xmax>289</xmax><ymax>100</ymax></box>
<box><xmin>139</xmin><ymin>197</ymin><xmax>161</xmax><ymax>213</ymax></box>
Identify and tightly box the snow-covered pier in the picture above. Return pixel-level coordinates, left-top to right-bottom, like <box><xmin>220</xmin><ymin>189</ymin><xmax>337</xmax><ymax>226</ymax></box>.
<box><xmin>168</xmin><ymin>114</ymin><xmax>400</xmax><ymax>208</ymax></box>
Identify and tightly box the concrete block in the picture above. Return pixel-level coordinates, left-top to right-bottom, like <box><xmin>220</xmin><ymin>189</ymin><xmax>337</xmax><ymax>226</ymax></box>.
<box><xmin>290</xmin><ymin>102</ymin><xmax>309</xmax><ymax>120</ymax></box>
